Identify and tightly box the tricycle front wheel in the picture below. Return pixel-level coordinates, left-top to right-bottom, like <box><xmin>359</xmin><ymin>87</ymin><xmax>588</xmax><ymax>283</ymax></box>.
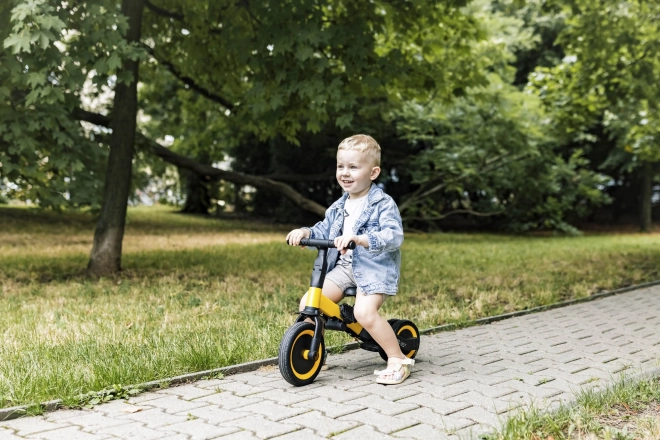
<box><xmin>278</xmin><ymin>322</ymin><xmax>326</xmax><ymax>386</ymax></box>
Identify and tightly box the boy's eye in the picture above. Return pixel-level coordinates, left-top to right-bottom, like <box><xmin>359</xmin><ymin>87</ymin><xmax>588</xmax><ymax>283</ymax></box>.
<box><xmin>351</xmin><ymin>166</ymin><xmax>357</xmax><ymax>169</ymax></box>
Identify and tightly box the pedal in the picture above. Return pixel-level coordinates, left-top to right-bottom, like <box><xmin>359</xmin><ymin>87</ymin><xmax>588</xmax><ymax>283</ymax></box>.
<box><xmin>340</xmin><ymin>304</ymin><xmax>357</xmax><ymax>324</ymax></box>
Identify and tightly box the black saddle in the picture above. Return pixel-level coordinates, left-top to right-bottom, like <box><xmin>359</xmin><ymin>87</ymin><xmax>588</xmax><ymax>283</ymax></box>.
<box><xmin>343</xmin><ymin>287</ymin><xmax>357</xmax><ymax>297</ymax></box>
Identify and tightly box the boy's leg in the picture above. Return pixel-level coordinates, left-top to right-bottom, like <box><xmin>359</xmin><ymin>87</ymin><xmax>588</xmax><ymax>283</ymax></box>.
<box><xmin>353</xmin><ymin>292</ymin><xmax>405</xmax><ymax>359</ymax></box>
<box><xmin>354</xmin><ymin>292</ymin><xmax>411</xmax><ymax>383</ymax></box>
<box><xmin>298</xmin><ymin>279</ymin><xmax>344</xmax><ymax>312</ymax></box>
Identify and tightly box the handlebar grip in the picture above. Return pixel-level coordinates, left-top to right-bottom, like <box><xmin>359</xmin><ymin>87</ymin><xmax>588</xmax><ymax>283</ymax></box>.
<box><xmin>293</xmin><ymin>238</ymin><xmax>356</xmax><ymax>250</ymax></box>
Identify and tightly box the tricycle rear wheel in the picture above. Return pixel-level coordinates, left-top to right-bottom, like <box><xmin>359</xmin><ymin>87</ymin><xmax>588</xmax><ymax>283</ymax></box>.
<box><xmin>379</xmin><ymin>319</ymin><xmax>420</xmax><ymax>362</ymax></box>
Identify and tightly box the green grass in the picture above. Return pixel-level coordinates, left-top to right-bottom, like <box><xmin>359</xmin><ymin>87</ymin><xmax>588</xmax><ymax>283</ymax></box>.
<box><xmin>1</xmin><ymin>205</ymin><xmax>660</xmax><ymax>408</ymax></box>
<box><xmin>489</xmin><ymin>376</ymin><xmax>660</xmax><ymax>440</ymax></box>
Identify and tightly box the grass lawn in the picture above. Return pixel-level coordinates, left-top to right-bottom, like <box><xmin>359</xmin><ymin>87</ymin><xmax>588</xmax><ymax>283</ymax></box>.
<box><xmin>489</xmin><ymin>376</ymin><xmax>660</xmax><ymax>440</ymax></box>
<box><xmin>1</xmin><ymin>205</ymin><xmax>660</xmax><ymax>408</ymax></box>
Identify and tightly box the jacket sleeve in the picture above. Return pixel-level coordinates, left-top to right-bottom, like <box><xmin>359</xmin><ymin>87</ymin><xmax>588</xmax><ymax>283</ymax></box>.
<box><xmin>303</xmin><ymin>206</ymin><xmax>334</xmax><ymax>240</ymax></box>
<box><xmin>365</xmin><ymin>198</ymin><xmax>404</xmax><ymax>256</ymax></box>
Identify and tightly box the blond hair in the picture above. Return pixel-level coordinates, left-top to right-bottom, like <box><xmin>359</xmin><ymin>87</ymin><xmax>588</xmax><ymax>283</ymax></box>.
<box><xmin>337</xmin><ymin>134</ymin><xmax>381</xmax><ymax>167</ymax></box>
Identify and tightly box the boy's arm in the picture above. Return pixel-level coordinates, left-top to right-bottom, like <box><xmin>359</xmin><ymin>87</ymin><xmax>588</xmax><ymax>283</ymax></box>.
<box><xmin>302</xmin><ymin>206</ymin><xmax>335</xmax><ymax>239</ymax></box>
<box><xmin>364</xmin><ymin>198</ymin><xmax>404</xmax><ymax>256</ymax></box>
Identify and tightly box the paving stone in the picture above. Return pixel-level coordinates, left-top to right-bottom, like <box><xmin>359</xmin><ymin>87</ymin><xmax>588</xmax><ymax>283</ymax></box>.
<box><xmin>333</xmin><ymin>425</ymin><xmax>398</xmax><ymax>439</ymax></box>
<box><xmin>417</xmin><ymin>374</ymin><xmax>467</xmax><ymax>388</ymax></box>
<box><xmin>350</xmin><ymin>384</ymin><xmax>418</xmax><ymax>401</ymax></box>
<box><xmin>176</xmin><ymin>405</ymin><xmax>248</xmax><ymax>424</ymax></box>
<box><xmin>0</xmin><ymin>418</ymin><xmax>66</xmax><ymax>436</ymax></box>
<box><xmin>279</xmin><ymin>410</ymin><xmax>357</xmax><ymax>438</ymax></box>
<box><xmin>143</xmin><ymin>395</ymin><xmax>208</xmax><ymax>414</ymax></box>
<box><xmin>291</xmin><ymin>397</ymin><xmax>364</xmax><ymax>418</ymax></box>
<box><xmin>303</xmin><ymin>385</ymin><xmax>368</xmax><ymax>403</ymax></box>
<box><xmin>233</xmin><ymin>402</ymin><xmax>308</xmax><ymax>422</ymax></box>
<box><xmin>66</xmin><ymin>413</ymin><xmax>132</xmax><ymax>431</ymax></box>
<box><xmin>117</xmin><ymin>407</ymin><xmax>188</xmax><ymax>428</ymax></box>
<box><xmin>390</xmin><ymin>422</ymin><xmax>453</xmax><ymax>439</ymax></box>
<box><xmin>454</xmin><ymin>422</ymin><xmax>497</xmax><ymax>439</ymax></box>
<box><xmin>43</xmin><ymin>409</ymin><xmax>88</xmax><ymax>422</ymax></box>
<box><xmin>220</xmin><ymin>414</ymin><xmax>301</xmax><ymax>438</ymax></box>
<box><xmin>350</xmin><ymin>395</ymin><xmax>420</xmax><ymax>416</ymax></box>
<box><xmin>397</xmin><ymin>393</ymin><xmax>471</xmax><ymax>416</ymax></box>
<box><xmin>442</xmin><ymin>380</ymin><xmax>516</xmax><ymax>399</ymax></box>
<box><xmin>166</xmin><ymin>419</ymin><xmax>241</xmax><ymax>439</ymax></box>
<box><xmin>268</xmin><ymin>428</ymin><xmax>327</xmax><ymax>440</ymax></box>
<box><xmin>211</xmin><ymin>430</ymin><xmax>259</xmax><ymax>439</ymax></box>
<box><xmin>156</xmin><ymin>385</ymin><xmax>218</xmax><ymax>401</ymax></box>
<box><xmin>243</xmin><ymin>389</ymin><xmax>314</xmax><ymax>406</ymax></box>
<box><xmin>338</xmin><ymin>409</ymin><xmax>418</xmax><ymax>434</ymax></box>
<box><xmin>449</xmin><ymin>405</ymin><xmax>503</xmax><ymax>428</ymax></box>
<box><xmin>27</xmin><ymin>426</ymin><xmax>109</xmax><ymax>440</ymax></box>
<box><xmin>0</xmin><ymin>429</ymin><xmax>27</xmax><ymax>440</ymax></box>
<box><xmin>212</xmin><ymin>382</ymin><xmax>274</xmax><ymax>397</ymax></box>
<box><xmin>399</xmin><ymin>407</ymin><xmax>475</xmax><ymax>432</ymax></box>
<box><xmin>96</xmin><ymin>422</ymin><xmax>175</xmax><ymax>440</ymax></box>
<box><xmin>193</xmin><ymin>392</ymin><xmax>261</xmax><ymax>410</ymax></box>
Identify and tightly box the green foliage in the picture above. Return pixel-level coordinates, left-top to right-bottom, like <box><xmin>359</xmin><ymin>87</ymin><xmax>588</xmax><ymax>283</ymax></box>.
<box><xmin>75</xmin><ymin>384</ymin><xmax>141</xmax><ymax>409</ymax></box>
<box><xmin>0</xmin><ymin>0</ymin><xmax>145</xmax><ymax>209</ymax></box>
<box><xmin>393</xmin><ymin>1</ymin><xmax>610</xmax><ymax>232</ymax></box>
<box><xmin>529</xmin><ymin>0</ymin><xmax>660</xmax><ymax>163</ymax></box>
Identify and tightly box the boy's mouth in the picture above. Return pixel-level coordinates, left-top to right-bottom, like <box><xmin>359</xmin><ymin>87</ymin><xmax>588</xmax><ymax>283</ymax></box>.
<box><xmin>342</xmin><ymin>180</ymin><xmax>354</xmax><ymax>185</ymax></box>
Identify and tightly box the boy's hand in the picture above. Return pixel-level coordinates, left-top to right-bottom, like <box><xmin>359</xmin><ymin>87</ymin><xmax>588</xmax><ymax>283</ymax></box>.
<box><xmin>334</xmin><ymin>234</ymin><xmax>368</xmax><ymax>254</ymax></box>
<box><xmin>286</xmin><ymin>228</ymin><xmax>310</xmax><ymax>247</ymax></box>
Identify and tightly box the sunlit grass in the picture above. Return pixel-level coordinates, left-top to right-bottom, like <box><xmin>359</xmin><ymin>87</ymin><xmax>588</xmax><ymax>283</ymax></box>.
<box><xmin>489</xmin><ymin>376</ymin><xmax>660</xmax><ymax>440</ymax></box>
<box><xmin>1</xmin><ymin>205</ymin><xmax>660</xmax><ymax>408</ymax></box>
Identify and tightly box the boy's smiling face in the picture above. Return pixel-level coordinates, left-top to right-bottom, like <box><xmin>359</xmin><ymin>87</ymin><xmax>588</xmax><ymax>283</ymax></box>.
<box><xmin>336</xmin><ymin>149</ymin><xmax>380</xmax><ymax>199</ymax></box>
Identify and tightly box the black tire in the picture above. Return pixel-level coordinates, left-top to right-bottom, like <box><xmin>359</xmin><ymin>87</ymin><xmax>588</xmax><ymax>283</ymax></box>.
<box><xmin>278</xmin><ymin>322</ymin><xmax>326</xmax><ymax>386</ymax></box>
<box><xmin>379</xmin><ymin>319</ymin><xmax>420</xmax><ymax>362</ymax></box>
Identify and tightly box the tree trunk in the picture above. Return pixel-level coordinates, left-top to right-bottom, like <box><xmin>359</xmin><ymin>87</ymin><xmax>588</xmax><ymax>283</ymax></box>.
<box><xmin>640</xmin><ymin>161</ymin><xmax>653</xmax><ymax>232</ymax></box>
<box><xmin>180</xmin><ymin>166</ymin><xmax>210</xmax><ymax>214</ymax></box>
<box><xmin>87</xmin><ymin>0</ymin><xmax>145</xmax><ymax>276</ymax></box>
<box><xmin>234</xmin><ymin>184</ymin><xmax>245</xmax><ymax>213</ymax></box>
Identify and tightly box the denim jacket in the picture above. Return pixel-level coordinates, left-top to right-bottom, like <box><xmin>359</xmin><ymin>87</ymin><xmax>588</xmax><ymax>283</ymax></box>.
<box><xmin>303</xmin><ymin>184</ymin><xmax>404</xmax><ymax>295</ymax></box>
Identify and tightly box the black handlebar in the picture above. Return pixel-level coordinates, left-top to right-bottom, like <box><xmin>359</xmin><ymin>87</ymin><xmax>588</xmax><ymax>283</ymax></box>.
<box><xmin>289</xmin><ymin>238</ymin><xmax>356</xmax><ymax>250</ymax></box>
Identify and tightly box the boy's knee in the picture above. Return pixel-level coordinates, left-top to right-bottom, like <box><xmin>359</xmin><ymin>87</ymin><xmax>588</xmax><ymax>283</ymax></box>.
<box><xmin>299</xmin><ymin>293</ymin><xmax>308</xmax><ymax>311</ymax></box>
<box><xmin>353</xmin><ymin>306</ymin><xmax>377</xmax><ymax>327</ymax></box>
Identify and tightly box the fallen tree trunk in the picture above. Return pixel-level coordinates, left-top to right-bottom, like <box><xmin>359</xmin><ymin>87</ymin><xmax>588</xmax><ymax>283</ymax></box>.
<box><xmin>72</xmin><ymin>108</ymin><xmax>327</xmax><ymax>217</ymax></box>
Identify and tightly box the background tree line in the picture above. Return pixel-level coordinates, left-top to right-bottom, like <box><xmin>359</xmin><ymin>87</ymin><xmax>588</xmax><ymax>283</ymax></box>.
<box><xmin>1</xmin><ymin>0</ymin><xmax>658</xmax><ymax>275</ymax></box>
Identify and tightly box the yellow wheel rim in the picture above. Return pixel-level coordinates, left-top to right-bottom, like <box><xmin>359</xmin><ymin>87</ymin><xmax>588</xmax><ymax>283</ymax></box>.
<box><xmin>398</xmin><ymin>325</ymin><xmax>418</xmax><ymax>358</ymax></box>
<box><xmin>290</xmin><ymin>329</ymin><xmax>322</xmax><ymax>380</ymax></box>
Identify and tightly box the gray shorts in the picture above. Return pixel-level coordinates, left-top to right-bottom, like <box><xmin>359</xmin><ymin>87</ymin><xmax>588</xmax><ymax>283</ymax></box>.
<box><xmin>325</xmin><ymin>263</ymin><xmax>359</xmax><ymax>294</ymax></box>
<box><xmin>325</xmin><ymin>264</ymin><xmax>391</xmax><ymax>296</ymax></box>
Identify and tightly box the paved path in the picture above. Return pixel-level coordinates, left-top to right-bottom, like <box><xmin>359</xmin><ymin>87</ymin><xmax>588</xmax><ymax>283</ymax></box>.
<box><xmin>2</xmin><ymin>285</ymin><xmax>660</xmax><ymax>440</ymax></box>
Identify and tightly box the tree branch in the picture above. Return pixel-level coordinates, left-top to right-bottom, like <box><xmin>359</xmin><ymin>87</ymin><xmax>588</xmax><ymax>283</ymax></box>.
<box><xmin>144</xmin><ymin>0</ymin><xmax>184</xmax><ymax>20</ymax></box>
<box><xmin>398</xmin><ymin>153</ymin><xmax>529</xmax><ymax>212</ymax></box>
<box><xmin>73</xmin><ymin>108</ymin><xmax>326</xmax><ymax>217</ymax></box>
<box><xmin>142</xmin><ymin>44</ymin><xmax>235</xmax><ymax>110</ymax></box>
<box><xmin>405</xmin><ymin>208</ymin><xmax>503</xmax><ymax>222</ymax></box>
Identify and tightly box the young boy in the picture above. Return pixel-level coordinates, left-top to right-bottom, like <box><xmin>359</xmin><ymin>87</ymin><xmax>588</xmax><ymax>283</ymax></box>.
<box><xmin>286</xmin><ymin>134</ymin><xmax>413</xmax><ymax>385</ymax></box>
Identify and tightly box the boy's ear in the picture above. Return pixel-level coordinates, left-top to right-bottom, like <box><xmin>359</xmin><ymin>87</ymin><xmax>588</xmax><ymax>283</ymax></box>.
<box><xmin>370</xmin><ymin>166</ymin><xmax>381</xmax><ymax>180</ymax></box>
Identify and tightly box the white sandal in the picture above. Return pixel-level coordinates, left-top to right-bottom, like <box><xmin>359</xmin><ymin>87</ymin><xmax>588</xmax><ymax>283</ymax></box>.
<box><xmin>374</xmin><ymin>357</ymin><xmax>414</xmax><ymax>385</ymax></box>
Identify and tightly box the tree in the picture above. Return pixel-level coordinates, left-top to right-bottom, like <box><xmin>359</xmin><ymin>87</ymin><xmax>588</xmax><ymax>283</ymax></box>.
<box><xmin>529</xmin><ymin>0</ymin><xmax>660</xmax><ymax>231</ymax></box>
<box><xmin>390</xmin><ymin>0</ymin><xmax>609</xmax><ymax>232</ymax></box>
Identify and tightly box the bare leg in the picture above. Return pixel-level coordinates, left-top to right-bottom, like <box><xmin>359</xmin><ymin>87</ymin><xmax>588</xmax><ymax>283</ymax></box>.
<box><xmin>298</xmin><ymin>278</ymin><xmax>344</xmax><ymax>313</ymax></box>
<box><xmin>354</xmin><ymin>292</ymin><xmax>409</xmax><ymax>382</ymax></box>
